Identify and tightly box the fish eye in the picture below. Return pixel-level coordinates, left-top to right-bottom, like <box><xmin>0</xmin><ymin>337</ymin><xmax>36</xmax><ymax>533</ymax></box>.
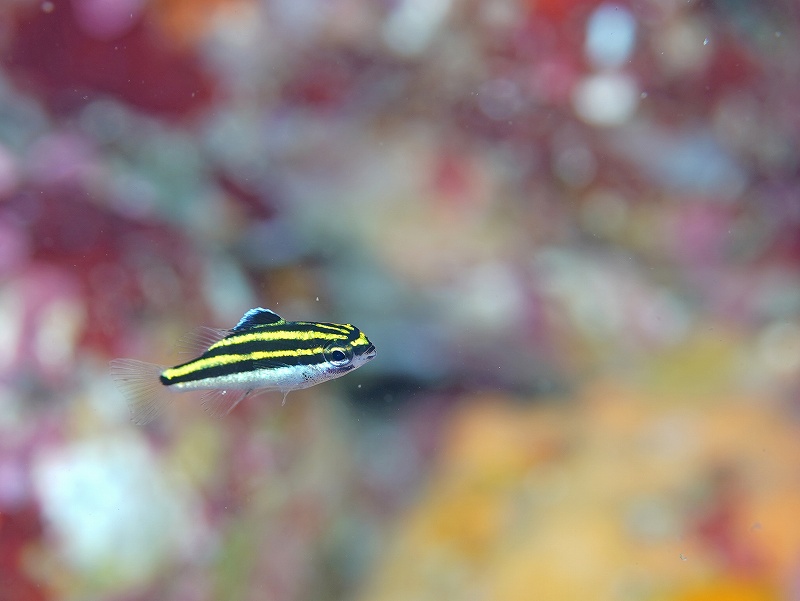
<box><xmin>324</xmin><ymin>344</ymin><xmax>353</xmax><ymax>367</ymax></box>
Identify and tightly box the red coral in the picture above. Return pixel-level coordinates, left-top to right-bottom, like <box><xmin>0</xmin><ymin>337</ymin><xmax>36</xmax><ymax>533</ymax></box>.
<box><xmin>4</xmin><ymin>0</ymin><xmax>213</xmax><ymax>118</ymax></box>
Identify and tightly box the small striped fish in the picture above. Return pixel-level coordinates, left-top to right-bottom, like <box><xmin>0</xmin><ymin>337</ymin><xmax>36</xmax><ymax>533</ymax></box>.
<box><xmin>110</xmin><ymin>307</ymin><xmax>376</xmax><ymax>425</ymax></box>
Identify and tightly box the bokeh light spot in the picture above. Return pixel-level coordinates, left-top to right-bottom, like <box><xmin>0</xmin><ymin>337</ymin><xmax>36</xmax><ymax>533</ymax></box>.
<box><xmin>573</xmin><ymin>72</ymin><xmax>639</xmax><ymax>126</ymax></box>
<box><xmin>585</xmin><ymin>4</ymin><xmax>637</xmax><ymax>68</ymax></box>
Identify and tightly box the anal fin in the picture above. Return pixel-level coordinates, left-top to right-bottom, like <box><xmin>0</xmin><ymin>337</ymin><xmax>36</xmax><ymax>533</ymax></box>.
<box><xmin>201</xmin><ymin>388</ymin><xmax>251</xmax><ymax>419</ymax></box>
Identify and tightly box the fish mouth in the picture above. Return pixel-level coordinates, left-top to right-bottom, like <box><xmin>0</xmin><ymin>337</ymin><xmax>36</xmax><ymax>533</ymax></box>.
<box><xmin>363</xmin><ymin>344</ymin><xmax>377</xmax><ymax>360</ymax></box>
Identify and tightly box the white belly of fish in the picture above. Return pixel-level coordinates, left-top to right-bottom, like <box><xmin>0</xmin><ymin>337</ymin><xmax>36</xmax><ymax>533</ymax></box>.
<box><xmin>168</xmin><ymin>363</ymin><xmax>334</xmax><ymax>392</ymax></box>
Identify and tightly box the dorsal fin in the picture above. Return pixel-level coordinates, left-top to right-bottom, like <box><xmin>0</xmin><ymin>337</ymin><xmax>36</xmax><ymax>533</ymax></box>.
<box><xmin>233</xmin><ymin>307</ymin><xmax>284</xmax><ymax>331</ymax></box>
<box><xmin>175</xmin><ymin>327</ymin><xmax>231</xmax><ymax>356</ymax></box>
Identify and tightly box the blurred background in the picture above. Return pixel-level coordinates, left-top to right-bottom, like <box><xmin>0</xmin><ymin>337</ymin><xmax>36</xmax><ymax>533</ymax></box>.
<box><xmin>0</xmin><ymin>0</ymin><xmax>799</xmax><ymax>599</ymax></box>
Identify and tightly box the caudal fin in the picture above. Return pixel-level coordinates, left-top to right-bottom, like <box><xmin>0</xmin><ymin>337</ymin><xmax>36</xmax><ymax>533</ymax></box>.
<box><xmin>109</xmin><ymin>359</ymin><xmax>171</xmax><ymax>425</ymax></box>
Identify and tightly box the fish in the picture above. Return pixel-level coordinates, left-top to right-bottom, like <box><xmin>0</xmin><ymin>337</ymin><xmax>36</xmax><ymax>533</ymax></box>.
<box><xmin>110</xmin><ymin>307</ymin><xmax>377</xmax><ymax>425</ymax></box>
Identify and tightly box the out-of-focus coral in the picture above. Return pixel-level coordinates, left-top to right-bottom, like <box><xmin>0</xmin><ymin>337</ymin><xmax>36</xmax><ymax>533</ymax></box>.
<box><xmin>0</xmin><ymin>505</ymin><xmax>48</xmax><ymax>601</ymax></box>
<box><xmin>358</xmin><ymin>385</ymin><xmax>799</xmax><ymax>601</ymax></box>
<box><xmin>4</xmin><ymin>0</ymin><xmax>214</xmax><ymax>117</ymax></box>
